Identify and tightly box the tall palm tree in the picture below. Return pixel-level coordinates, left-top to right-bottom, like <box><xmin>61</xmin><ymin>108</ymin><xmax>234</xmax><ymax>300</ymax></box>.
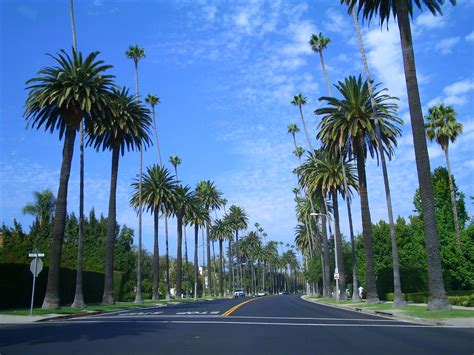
<box><xmin>210</xmin><ymin>218</ymin><xmax>233</xmax><ymax>296</ymax></box>
<box><xmin>25</xmin><ymin>50</ymin><xmax>114</xmax><ymax>309</ymax></box>
<box><xmin>130</xmin><ymin>165</ymin><xmax>176</xmax><ymax>300</ymax></box>
<box><xmin>169</xmin><ymin>155</ymin><xmax>182</xmax><ymax>178</ymax></box>
<box><xmin>293</xmin><ymin>147</ymin><xmax>305</xmax><ymax>161</ymax></box>
<box><xmin>196</xmin><ymin>181</ymin><xmax>223</xmax><ymax>295</ymax></box>
<box><xmin>298</xmin><ymin>149</ymin><xmax>358</xmax><ymax>300</ymax></box>
<box><xmin>287</xmin><ymin>123</ymin><xmax>300</xmax><ymax>149</ymax></box>
<box><xmin>188</xmin><ymin>198</ymin><xmax>210</xmax><ymax>300</ymax></box>
<box><xmin>145</xmin><ymin>94</ymin><xmax>162</xmax><ymax>165</ymax></box>
<box><xmin>316</xmin><ymin>75</ymin><xmax>401</xmax><ymax>303</ymax></box>
<box><xmin>170</xmin><ymin>185</ymin><xmax>195</xmax><ymax>298</ymax></box>
<box><xmin>291</xmin><ymin>94</ymin><xmax>314</xmax><ymax>151</ymax></box>
<box><xmin>425</xmin><ymin>104</ymin><xmax>463</xmax><ymax>249</ymax></box>
<box><xmin>22</xmin><ymin>190</ymin><xmax>56</xmax><ymax>227</ymax></box>
<box><xmin>125</xmin><ymin>44</ymin><xmax>146</xmax><ymax>303</ymax></box>
<box><xmin>342</xmin><ymin>0</ymin><xmax>455</xmax><ymax>311</ymax></box>
<box><xmin>309</xmin><ymin>33</ymin><xmax>332</xmax><ymax>96</ymax></box>
<box><xmin>88</xmin><ymin>87</ymin><xmax>152</xmax><ymax>304</ymax></box>
<box><xmin>351</xmin><ymin>11</ymin><xmax>405</xmax><ymax>306</ymax></box>
<box><xmin>68</xmin><ymin>0</ymin><xmax>86</xmax><ymax>310</ymax></box>
<box><xmin>227</xmin><ymin>205</ymin><xmax>249</xmax><ymax>289</ymax></box>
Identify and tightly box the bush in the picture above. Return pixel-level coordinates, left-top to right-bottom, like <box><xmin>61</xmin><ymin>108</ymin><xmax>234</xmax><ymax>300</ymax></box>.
<box><xmin>385</xmin><ymin>290</ymin><xmax>474</xmax><ymax>306</ymax></box>
<box><xmin>0</xmin><ymin>263</ymin><xmax>124</xmax><ymax>309</ymax></box>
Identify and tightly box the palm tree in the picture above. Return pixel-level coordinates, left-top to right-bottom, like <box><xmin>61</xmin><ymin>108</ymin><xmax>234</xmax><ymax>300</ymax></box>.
<box><xmin>125</xmin><ymin>44</ymin><xmax>146</xmax><ymax>303</ymax></box>
<box><xmin>227</xmin><ymin>205</ymin><xmax>249</xmax><ymax>289</ymax></box>
<box><xmin>298</xmin><ymin>149</ymin><xmax>358</xmax><ymax>300</ymax></box>
<box><xmin>342</xmin><ymin>0</ymin><xmax>454</xmax><ymax>311</ymax></box>
<box><xmin>170</xmin><ymin>185</ymin><xmax>195</xmax><ymax>298</ymax></box>
<box><xmin>130</xmin><ymin>165</ymin><xmax>176</xmax><ymax>300</ymax></box>
<box><xmin>287</xmin><ymin>123</ymin><xmax>300</xmax><ymax>149</ymax></box>
<box><xmin>350</xmin><ymin>11</ymin><xmax>405</xmax><ymax>306</ymax></box>
<box><xmin>316</xmin><ymin>75</ymin><xmax>401</xmax><ymax>303</ymax></box>
<box><xmin>210</xmin><ymin>218</ymin><xmax>233</xmax><ymax>296</ymax></box>
<box><xmin>293</xmin><ymin>147</ymin><xmax>305</xmax><ymax>161</ymax></box>
<box><xmin>188</xmin><ymin>198</ymin><xmax>210</xmax><ymax>300</ymax></box>
<box><xmin>425</xmin><ymin>104</ymin><xmax>463</xmax><ymax>249</ymax></box>
<box><xmin>309</xmin><ymin>33</ymin><xmax>332</xmax><ymax>96</ymax></box>
<box><xmin>291</xmin><ymin>94</ymin><xmax>314</xmax><ymax>151</ymax></box>
<box><xmin>145</xmin><ymin>94</ymin><xmax>162</xmax><ymax>165</ymax></box>
<box><xmin>22</xmin><ymin>190</ymin><xmax>56</xmax><ymax>227</ymax></box>
<box><xmin>67</xmin><ymin>0</ymin><xmax>86</xmax><ymax>310</ymax></box>
<box><xmin>24</xmin><ymin>49</ymin><xmax>114</xmax><ymax>309</ymax></box>
<box><xmin>88</xmin><ymin>87</ymin><xmax>152</xmax><ymax>304</ymax></box>
<box><xmin>196</xmin><ymin>180</ymin><xmax>223</xmax><ymax>295</ymax></box>
<box><xmin>169</xmin><ymin>155</ymin><xmax>182</xmax><ymax>178</ymax></box>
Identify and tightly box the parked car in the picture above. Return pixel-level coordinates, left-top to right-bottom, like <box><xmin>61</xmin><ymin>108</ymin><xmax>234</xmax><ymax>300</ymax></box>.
<box><xmin>257</xmin><ymin>291</ymin><xmax>267</xmax><ymax>297</ymax></box>
<box><xmin>234</xmin><ymin>289</ymin><xmax>245</xmax><ymax>298</ymax></box>
<box><xmin>279</xmin><ymin>290</ymin><xmax>289</xmax><ymax>295</ymax></box>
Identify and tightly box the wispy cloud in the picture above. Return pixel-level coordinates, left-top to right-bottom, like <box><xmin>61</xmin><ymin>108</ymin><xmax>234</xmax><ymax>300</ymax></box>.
<box><xmin>435</xmin><ymin>36</ymin><xmax>461</xmax><ymax>54</ymax></box>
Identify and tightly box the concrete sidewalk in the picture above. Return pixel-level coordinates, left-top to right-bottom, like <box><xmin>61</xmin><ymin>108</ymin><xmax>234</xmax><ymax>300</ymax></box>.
<box><xmin>301</xmin><ymin>295</ymin><xmax>474</xmax><ymax>327</ymax></box>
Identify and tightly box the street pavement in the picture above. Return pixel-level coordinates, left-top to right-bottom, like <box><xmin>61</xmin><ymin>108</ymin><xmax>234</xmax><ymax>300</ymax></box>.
<box><xmin>0</xmin><ymin>295</ymin><xmax>473</xmax><ymax>354</ymax></box>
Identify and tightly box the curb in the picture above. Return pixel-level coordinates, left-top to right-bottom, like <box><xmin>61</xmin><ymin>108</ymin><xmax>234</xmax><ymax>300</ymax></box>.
<box><xmin>300</xmin><ymin>295</ymin><xmax>445</xmax><ymax>326</ymax></box>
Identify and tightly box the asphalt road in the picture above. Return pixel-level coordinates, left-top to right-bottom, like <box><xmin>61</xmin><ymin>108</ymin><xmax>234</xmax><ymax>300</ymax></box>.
<box><xmin>1</xmin><ymin>295</ymin><xmax>473</xmax><ymax>355</ymax></box>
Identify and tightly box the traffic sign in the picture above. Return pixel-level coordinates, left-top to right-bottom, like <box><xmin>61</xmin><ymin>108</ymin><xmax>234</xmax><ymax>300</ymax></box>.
<box><xmin>30</xmin><ymin>258</ymin><xmax>43</xmax><ymax>277</ymax></box>
<box><xmin>334</xmin><ymin>272</ymin><xmax>340</xmax><ymax>280</ymax></box>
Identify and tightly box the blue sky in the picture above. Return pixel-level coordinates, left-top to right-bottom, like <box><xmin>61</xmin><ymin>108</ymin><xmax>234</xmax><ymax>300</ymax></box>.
<box><xmin>1</xmin><ymin>0</ymin><xmax>473</xmax><ymax>257</ymax></box>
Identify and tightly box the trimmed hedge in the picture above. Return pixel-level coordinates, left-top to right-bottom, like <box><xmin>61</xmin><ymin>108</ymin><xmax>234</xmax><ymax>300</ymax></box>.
<box><xmin>0</xmin><ymin>263</ymin><xmax>123</xmax><ymax>309</ymax></box>
<box><xmin>385</xmin><ymin>290</ymin><xmax>474</xmax><ymax>306</ymax></box>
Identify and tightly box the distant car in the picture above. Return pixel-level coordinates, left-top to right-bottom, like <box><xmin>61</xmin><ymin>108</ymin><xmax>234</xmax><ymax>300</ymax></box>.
<box><xmin>257</xmin><ymin>291</ymin><xmax>266</xmax><ymax>297</ymax></box>
<box><xmin>279</xmin><ymin>290</ymin><xmax>289</xmax><ymax>295</ymax></box>
<box><xmin>234</xmin><ymin>289</ymin><xmax>245</xmax><ymax>298</ymax></box>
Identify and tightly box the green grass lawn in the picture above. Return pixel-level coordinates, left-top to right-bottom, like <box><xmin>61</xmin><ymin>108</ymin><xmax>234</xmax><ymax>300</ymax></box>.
<box><xmin>308</xmin><ymin>297</ymin><xmax>474</xmax><ymax>320</ymax></box>
<box><xmin>0</xmin><ymin>296</ymin><xmax>226</xmax><ymax>317</ymax></box>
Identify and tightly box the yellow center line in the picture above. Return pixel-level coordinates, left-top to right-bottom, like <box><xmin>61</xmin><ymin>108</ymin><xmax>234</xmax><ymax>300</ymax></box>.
<box><xmin>222</xmin><ymin>297</ymin><xmax>264</xmax><ymax>317</ymax></box>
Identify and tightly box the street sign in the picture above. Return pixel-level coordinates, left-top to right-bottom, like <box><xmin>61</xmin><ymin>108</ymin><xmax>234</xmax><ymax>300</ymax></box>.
<box><xmin>334</xmin><ymin>272</ymin><xmax>340</xmax><ymax>280</ymax></box>
<box><xmin>29</xmin><ymin>253</ymin><xmax>45</xmax><ymax>257</ymax></box>
<box><xmin>30</xmin><ymin>258</ymin><xmax>43</xmax><ymax>277</ymax></box>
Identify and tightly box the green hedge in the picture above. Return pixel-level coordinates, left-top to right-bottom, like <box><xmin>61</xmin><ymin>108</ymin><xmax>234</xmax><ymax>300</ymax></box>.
<box><xmin>385</xmin><ymin>290</ymin><xmax>474</xmax><ymax>306</ymax></box>
<box><xmin>0</xmin><ymin>264</ymin><xmax>123</xmax><ymax>309</ymax></box>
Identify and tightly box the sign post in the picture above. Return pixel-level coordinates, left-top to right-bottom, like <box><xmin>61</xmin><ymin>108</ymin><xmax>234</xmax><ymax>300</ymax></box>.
<box><xmin>28</xmin><ymin>252</ymin><xmax>44</xmax><ymax>316</ymax></box>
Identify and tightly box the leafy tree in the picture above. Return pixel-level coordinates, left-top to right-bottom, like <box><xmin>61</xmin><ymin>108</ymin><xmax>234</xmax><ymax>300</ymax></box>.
<box><xmin>22</xmin><ymin>190</ymin><xmax>56</xmax><ymax>227</ymax></box>
<box><xmin>24</xmin><ymin>49</ymin><xmax>114</xmax><ymax>309</ymax></box>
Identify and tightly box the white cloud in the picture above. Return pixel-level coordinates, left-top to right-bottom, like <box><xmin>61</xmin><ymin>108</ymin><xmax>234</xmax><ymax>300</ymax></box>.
<box><xmin>415</xmin><ymin>11</ymin><xmax>447</xmax><ymax>29</ymax></box>
<box><xmin>435</xmin><ymin>37</ymin><xmax>460</xmax><ymax>54</ymax></box>
<box><xmin>466</xmin><ymin>31</ymin><xmax>474</xmax><ymax>42</ymax></box>
<box><xmin>444</xmin><ymin>79</ymin><xmax>474</xmax><ymax>96</ymax></box>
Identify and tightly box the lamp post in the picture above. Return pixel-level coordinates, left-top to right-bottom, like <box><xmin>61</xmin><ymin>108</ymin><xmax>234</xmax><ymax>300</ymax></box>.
<box><xmin>310</xmin><ymin>212</ymin><xmax>339</xmax><ymax>302</ymax></box>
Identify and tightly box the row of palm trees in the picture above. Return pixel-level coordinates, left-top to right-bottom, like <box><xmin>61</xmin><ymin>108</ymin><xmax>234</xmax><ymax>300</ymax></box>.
<box><xmin>288</xmin><ymin>0</ymin><xmax>462</xmax><ymax>310</ymax></box>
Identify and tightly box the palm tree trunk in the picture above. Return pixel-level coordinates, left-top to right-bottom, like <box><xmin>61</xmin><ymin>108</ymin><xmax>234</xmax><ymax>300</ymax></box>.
<box><xmin>352</xmin><ymin>9</ymin><xmax>404</xmax><ymax>307</ymax></box>
<box><xmin>194</xmin><ymin>223</ymin><xmax>199</xmax><ymax>300</ymax></box>
<box><xmin>319</xmin><ymin>51</ymin><xmax>332</xmax><ymax>97</ymax></box>
<box><xmin>152</xmin><ymin>208</ymin><xmax>160</xmax><ymax>300</ymax></box>
<box><xmin>202</xmin><ymin>227</ymin><xmax>206</xmax><ymax>297</ymax></box>
<box><xmin>72</xmin><ymin>121</ymin><xmax>85</xmax><ymax>308</ymax></box>
<box><xmin>354</xmin><ymin>137</ymin><xmax>379</xmax><ymax>303</ymax></box>
<box><xmin>151</xmin><ymin>106</ymin><xmax>162</xmax><ymax>165</ymax></box>
<box><xmin>206</xmin><ymin>221</ymin><xmax>212</xmax><ymax>295</ymax></box>
<box><xmin>165</xmin><ymin>213</ymin><xmax>171</xmax><ymax>299</ymax></box>
<box><xmin>444</xmin><ymin>147</ymin><xmax>461</xmax><ymax>249</ymax></box>
<box><xmin>228</xmin><ymin>239</ymin><xmax>233</xmax><ymax>293</ymax></box>
<box><xmin>102</xmin><ymin>144</ymin><xmax>119</xmax><ymax>305</ymax></box>
<box><xmin>184</xmin><ymin>226</ymin><xmax>190</xmax><ymax>297</ymax></box>
<box><xmin>219</xmin><ymin>239</ymin><xmax>224</xmax><ymax>297</ymax></box>
<box><xmin>69</xmin><ymin>0</ymin><xmax>77</xmax><ymax>50</ymax></box>
<box><xmin>212</xmin><ymin>240</ymin><xmax>217</xmax><ymax>296</ymax></box>
<box><xmin>134</xmin><ymin>146</ymin><xmax>143</xmax><ymax>303</ymax></box>
<box><xmin>42</xmin><ymin>125</ymin><xmax>77</xmax><ymax>309</ymax></box>
<box><xmin>320</xmin><ymin>203</ymin><xmax>331</xmax><ymax>298</ymax></box>
<box><xmin>298</xmin><ymin>105</ymin><xmax>314</xmax><ymax>151</ymax></box>
<box><xmin>235</xmin><ymin>230</ymin><xmax>242</xmax><ymax>289</ymax></box>
<box><xmin>395</xmin><ymin>0</ymin><xmax>449</xmax><ymax>310</ymax></box>
<box><xmin>332</xmin><ymin>188</ymin><xmax>346</xmax><ymax>300</ymax></box>
<box><xmin>176</xmin><ymin>216</ymin><xmax>183</xmax><ymax>298</ymax></box>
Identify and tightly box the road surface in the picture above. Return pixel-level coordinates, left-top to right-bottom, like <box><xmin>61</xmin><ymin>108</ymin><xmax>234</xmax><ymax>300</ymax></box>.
<box><xmin>1</xmin><ymin>295</ymin><xmax>473</xmax><ymax>354</ymax></box>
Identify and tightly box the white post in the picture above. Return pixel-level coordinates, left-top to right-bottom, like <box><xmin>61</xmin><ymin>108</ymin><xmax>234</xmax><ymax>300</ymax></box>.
<box><xmin>29</xmin><ymin>256</ymin><xmax>38</xmax><ymax>317</ymax></box>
